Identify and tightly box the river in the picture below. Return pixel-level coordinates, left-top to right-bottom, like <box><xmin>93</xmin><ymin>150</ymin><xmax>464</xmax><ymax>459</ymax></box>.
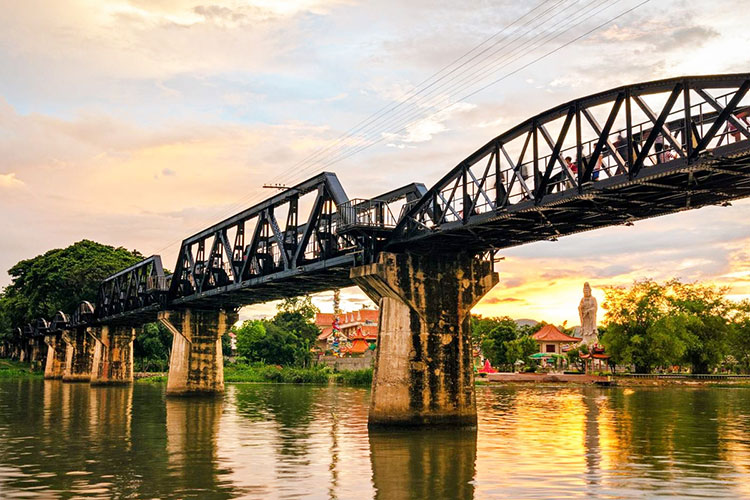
<box><xmin>0</xmin><ymin>380</ymin><xmax>749</xmax><ymax>499</ymax></box>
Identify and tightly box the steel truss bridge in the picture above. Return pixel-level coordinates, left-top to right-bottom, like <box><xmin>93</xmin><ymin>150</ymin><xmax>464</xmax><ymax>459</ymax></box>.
<box><xmin>12</xmin><ymin>73</ymin><xmax>750</xmax><ymax>337</ymax></box>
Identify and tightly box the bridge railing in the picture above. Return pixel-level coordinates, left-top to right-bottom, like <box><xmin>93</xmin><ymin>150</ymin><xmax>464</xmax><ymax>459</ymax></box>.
<box><xmin>432</xmin><ymin>94</ymin><xmax>750</xmax><ymax>224</ymax></box>
<box><xmin>388</xmin><ymin>74</ymin><xmax>750</xmax><ymax>247</ymax></box>
<box><xmin>96</xmin><ymin>255</ymin><xmax>167</xmax><ymax>320</ymax></box>
<box><xmin>337</xmin><ymin>199</ymin><xmax>398</xmax><ymax>231</ymax></box>
<box><xmin>464</xmin><ymin>98</ymin><xmax>749</xmax><ymax>212</ymax></box>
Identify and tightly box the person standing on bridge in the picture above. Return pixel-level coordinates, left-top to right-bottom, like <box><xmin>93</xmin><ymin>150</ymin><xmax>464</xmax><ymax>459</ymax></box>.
<box><xmin>654</xmin><ymin>134</ymin><xmax>665</xmax><ymax>164</ymax></box>
<box><xmin>728</xmin><ymin>109</ymin><xmax>750</xmax><ymax>142</ymax></box>
<box><xmin>613</xmin><ymin>134</ymin><xmax>627</xmax><ymax>175</ymax></box>
<box><xmin>564</xmin><ymin>156</ymin><xmax>577</xmax><ymax>189</ymax></box>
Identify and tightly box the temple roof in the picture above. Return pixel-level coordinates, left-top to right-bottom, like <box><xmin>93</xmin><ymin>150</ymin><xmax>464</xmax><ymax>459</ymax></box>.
<box><xmin>532</xmin><ymin>324</ymin><xmax>581</xmax><ymax>343</ymax></box>
<box><xmin>315</xmin><ymin>313</ymin><xmax>335</xmax><ymax>328</ymax></box>
<box><xmin>347</xmin><ymin>339</ymin><xmax>371</xmax><ymax>354</ymax></box>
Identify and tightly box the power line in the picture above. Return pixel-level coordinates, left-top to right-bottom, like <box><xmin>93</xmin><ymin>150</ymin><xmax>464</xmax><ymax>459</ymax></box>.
<box><xmin>306</xmin><ymin>0</ymin><xmax>649</xmax><ymax>171</ymax></box>
<box><xmin>279</xmin><ymin>0</ymin><xmax>624</xmax><ymax>174</ymax></box>
<box><xmin>151</xmin><ymin>0</ymin><xmax>649</xmax><ymax>257</ymax></box>
<box><xmin>290</xmin><ymin>0</ymin><xmax>612</xmax><ymax>175</ymax></box>
<box><xmin>149</xmin><ymin>0</ymin><xmax>571</xmax><ymax>255</ymax></box>
<box><xmin>278</xmin><ymin>0</ymin><xmax>570</xmax><ymax>178</ymax></box>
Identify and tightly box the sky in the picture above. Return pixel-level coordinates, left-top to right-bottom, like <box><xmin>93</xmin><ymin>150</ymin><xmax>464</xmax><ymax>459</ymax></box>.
<box><xmin>1</xmin><ymin>0</ymin><xmax>750</xmax><ymax>326</ymax></box>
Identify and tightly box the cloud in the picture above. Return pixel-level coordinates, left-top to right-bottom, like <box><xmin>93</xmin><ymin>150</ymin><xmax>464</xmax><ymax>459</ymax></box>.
<box><xmin>381</xmin><ymin>101</ymin><xmax>476</xmax><ymax>145</ymax></box>
<box><xmin>0</xmin><ymin>173</ymin><xmax>23</xmax><ymax>188</ymax></box>
<box><xmin>482</xmin><ymin>296</ymin><xmax>526</xmax><ymax>304</ymax></box>
<box><xmin>1</xmin><ymin>0</ymin><xmax>749</xmax><ymax>329</ymax></box>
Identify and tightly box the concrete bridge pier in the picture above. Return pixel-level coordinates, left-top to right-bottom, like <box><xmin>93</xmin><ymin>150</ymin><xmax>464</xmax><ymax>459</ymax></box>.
<box><xmin>44</xmin><ymin>333</ymin><xmax>68</xmax><ymax>379</ymax></box>
<box><xmin>62</xmin><ymin>328</ymin><xmax>94</xmax><ymax>382</ymax></box>
<box><xmin>29</xmin><ymin>339</ymin><xmax>42</xmax><ymax>365</ymax></box>
<box><xmin>158</xmin><ymin>309</ymin><xmax>238</xmax><ymax>396</ymax></box>
<box><xmin>90</xmin><ymin>325</ymin><xmax>136</xmax><ymax>385</ymax></box>
<box><xmin>351</xmin><ymin>251</ymin><xmax>498</xmax><ymax>428</ymax></box>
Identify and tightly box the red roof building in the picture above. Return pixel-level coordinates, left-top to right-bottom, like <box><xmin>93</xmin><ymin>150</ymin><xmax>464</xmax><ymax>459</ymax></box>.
<box><xmin>315</xmin><ymin>309</ymin><xmax>379</xmax><ymax>354</ymax></box>
<box><xmin>532</xmin><ymin>324</ymin><xmax>581</xmax><ymax>355</ymax></box>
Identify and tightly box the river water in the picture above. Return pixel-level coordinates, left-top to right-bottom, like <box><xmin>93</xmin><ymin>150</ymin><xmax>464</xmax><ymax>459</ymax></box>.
<box><xmin>0</xmin><ymin>380</ymin><xmax>749</xmax><ymax>499</ymax></box>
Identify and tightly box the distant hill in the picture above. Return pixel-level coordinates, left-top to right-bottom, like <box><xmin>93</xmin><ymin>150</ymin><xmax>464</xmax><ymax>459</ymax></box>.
<box><xmin>514</xmin><ymin>318</ymin><xmax>583</xmax><ymax>338</ymax></box>
<box><xmin>514</xmin><ymin>318</ymin><xmax>538</xmax><ymax>328</ymax></box>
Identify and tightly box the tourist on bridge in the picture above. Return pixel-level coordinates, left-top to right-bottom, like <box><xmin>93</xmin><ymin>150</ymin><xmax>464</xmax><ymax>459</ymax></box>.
<box><xmin>564</xmin><ymin>156</ymin><xmax>577</xmax><ymax>189</ymax></box>
<box><xmin>565</xmin><ymin>156</ymin><xmax>578</xmax><ymax>174</ymax></box>
<box><xmin>613</xmin><ymin>133</ymin><xmax>628</xmax><ymax>175</ymax></box>
<box><xmin>654</xmin><ymin>134</ymin><xmax>665</xmax><ymax>164</ymax></box>
<box><xmin>728</xmin><ymin>109</ymin><xmax>750</xmax><ymax>142</ymax></box>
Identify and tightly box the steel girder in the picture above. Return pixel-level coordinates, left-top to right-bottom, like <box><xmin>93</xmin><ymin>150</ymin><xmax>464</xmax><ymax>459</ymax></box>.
<box><xmin>167</xmin><ymin>172</ymin><xmax>357</xmax><ymax>308</ymax></box>
<box><xmin>95</xmin><ymin>255</ymin><xmax>167</xmax><ymax>322</ymax></box>
<box><xmin>387</xmin><ymin>73</ymin><xmax>750</xmax><ymax>253</ymax></box>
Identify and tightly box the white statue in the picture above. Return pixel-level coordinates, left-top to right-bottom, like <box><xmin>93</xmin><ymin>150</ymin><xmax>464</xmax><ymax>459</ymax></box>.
<box><xmin>578</xmin><ymin>282</ymin><xmax>598</xmax><ymax>346</ymax></box>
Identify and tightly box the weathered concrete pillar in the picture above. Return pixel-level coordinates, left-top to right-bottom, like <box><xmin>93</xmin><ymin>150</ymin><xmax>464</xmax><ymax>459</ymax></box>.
<box><xmin>91</xmin><ymin>325</ymin><xmax>136</xmax><ymax>385</ymax></box>
<box><xmin>158</xmin><ymin>309</ymin><xmax>238</xmax><ymax>396</ymax></box>
<box><xmin>29</xmin><ymin>339</ymin><xmax>41</xmax><ymax>364</ymax></box>
<box><xmin>62</xmin><ymin>328</ymin><xmax>94</xmax><ymax>382</ymax></box>
<box><xmin>351</xmin><ymin>252</ymin><xmax>498</xmax><ymax>427</ymax></box>
<box><xmin>44</xmin><ymin>333</ymin><xmax>68</xmax><ymax>379</ymax></box>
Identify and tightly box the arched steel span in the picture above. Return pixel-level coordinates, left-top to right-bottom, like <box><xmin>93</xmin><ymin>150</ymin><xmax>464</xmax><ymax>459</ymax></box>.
<box><xmin>8</xmin><ymin>73</ymin><xmax>750</xmax><ymax>335</ymax></box>
<box><xmin>386</xmin><ymin>73</ymin><xmax>750</xmax><ymax>253</ymax></box>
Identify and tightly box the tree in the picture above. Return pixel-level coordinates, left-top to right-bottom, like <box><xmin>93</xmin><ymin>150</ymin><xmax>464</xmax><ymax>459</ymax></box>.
<box><xmin>277</xmin><ymin>296</ymin><xmax>318</xmax><ymax>320</ymax></box>
<box><xmin>505</xmin><ymin>335</ymin><xmax>539</xmax><ymax>369</ymax></box>
<box><xmin>566</xmin><ymin>344</ymin><xmax>590</xmax><ymax>372</ymax></box>
<box><xmin>600</xmin><ymin>279</ymin><xmax>733</xmax><ymax>373</ymax></box>
<box><xmin>0</xmin><ymin>239</ymin><xmax>143</xmax><ymax>327</ymax></box>
<box><xmin>668</xmin><ymin>280</ymin><xmax>731</xmax><ymax>373</ymax></box>
<box><xmin>0</xmin><ymin>296</ymin><xmax>13</xmax><ymax>348</ymax></box>
<box><xmin>479</xmin><ymin>316</ymin><xmax>518</xmax><ymax>370</ymax></box>
<box><xmin>471</xmin><ymin>315</ymin><xmax>507</xmax><ymax>344</ymax></box>
<box><xmin>134</xmin><ymin>322</ymin><xmax>172</xmax><ymax>371</ymax></box>
<box><xmin>233</xmin><ymin>295</ymin><xmax>321</xmax><ymax>367</ymax></box>
<box><xmin>600</xmin><ymin>279</ymin><xmax>686</xmax><ymax>373</ymax></box>
<box><xmin>728</xmin><ymin>300</ymin><xmax>750</xmax><ymax>373</ymax></box>
<box><xmin>234</xmin><ymin>319</ymin><xmax>310</xmax><ymax>366</ymax></box>
<box><xmin>273</xmin><ymin>297</ymin><xmax>320</xmax><ymax>348</ymax></box>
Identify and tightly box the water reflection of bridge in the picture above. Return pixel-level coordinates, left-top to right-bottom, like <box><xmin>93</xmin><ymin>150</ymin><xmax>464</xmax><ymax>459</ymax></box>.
<box><xmin>7</xmin><ymin>73</ymin><xmax>750</xmax><ymax>427</ymax></box>
<box><xmin>0</xmin><ymin>383</ymin><xmax>750</xmax><ymax>497</ymax></box>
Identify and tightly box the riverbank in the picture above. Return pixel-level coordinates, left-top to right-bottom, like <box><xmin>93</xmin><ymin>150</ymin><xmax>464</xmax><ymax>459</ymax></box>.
<box><xmin>136</xmin><ymin>363</ymin><xmax>373</xmax><ymax>386</ymax></box>
<box><xmin>0</xmin><ymin>360</ymin><xmax>43</xmax><ymax>379</ymax></box>
<box><xmin>480</xmin><ymin>372</ymin><xmax>750</xmax><ymax>387</ymax></box>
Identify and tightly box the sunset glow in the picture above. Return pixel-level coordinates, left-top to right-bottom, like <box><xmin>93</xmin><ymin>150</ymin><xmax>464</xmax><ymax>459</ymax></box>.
<box><xmin>2</xmin><ymin>0</ymin><xmax>750</xmax><ymax>326</ymax></box>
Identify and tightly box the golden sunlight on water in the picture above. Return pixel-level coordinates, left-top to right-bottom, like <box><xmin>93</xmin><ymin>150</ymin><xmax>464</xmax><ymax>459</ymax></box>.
<box><xmin>0</xmin><ymin>380</ymin><xmax>749</xmax><ymax>499</ymax></box>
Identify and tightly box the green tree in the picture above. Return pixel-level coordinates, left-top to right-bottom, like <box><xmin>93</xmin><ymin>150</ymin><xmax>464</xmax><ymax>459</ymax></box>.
<box><xmin>505</xmin><ymin>335</ymin><xmax>539</xmax><ymax>369</ymax></box>
<box><xmin>1</xmin><ymin>239</ymin><xmax>143</xmax><ymax>327</ymax></box>
<box><xmin>236</xmin><ymin>320</ymin><xmax>266</xmax><ymax>360</ymax></box>
<box><xmin>277</xmin><ymin>296</ymin><xmax>318</xmax><ymax>320</ymax></box>
<box><xmin>600</xmin><ymin>279</ymin><xmax>707</xmax><ymax>373</ymax></box>
<box><xmin>601</xmin><ymin>279</ymin><xmax>675</xmax><ymax>373</ymax></box>
<box><xmin>233</xmin><ymin>296</ymin><xmax>321</xmax><ymax>367</ymax></box>
<box><xmin>668</xmin><ymin>280</ymin><xmax>731</xmax><ymax>373</ymax></box>
<box><xmin>234</xmin><ymin>319</ymin><xmax>308</xmax><ymax>366</ymax></box>
<box><xmin>566</xmin><ymin>344</ymin><xmax>590</xmax><ymax>372</ymax></box>
<box><xmin>471</xmin><ymin>315</ymin><xmax>507</xmax><ymax>344</ymax></box>
<box><xmin>479</xmin><ymin>316</ymin><xmax>518</xmax><ymax>370</ymax></box>
<box><xmin>134</xmin><ymin>322</ymin><xmax>172</xmax><ymax>371</ymax></box>
<box><xmin>0</xmin><ymin>296</ymin><xmax>13</xmax><ymax>348</ymax></box>
<box><xmin>728</xmin><ymin>300</ymin><xmax>750</xmax><ymax>373</ymax></box>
